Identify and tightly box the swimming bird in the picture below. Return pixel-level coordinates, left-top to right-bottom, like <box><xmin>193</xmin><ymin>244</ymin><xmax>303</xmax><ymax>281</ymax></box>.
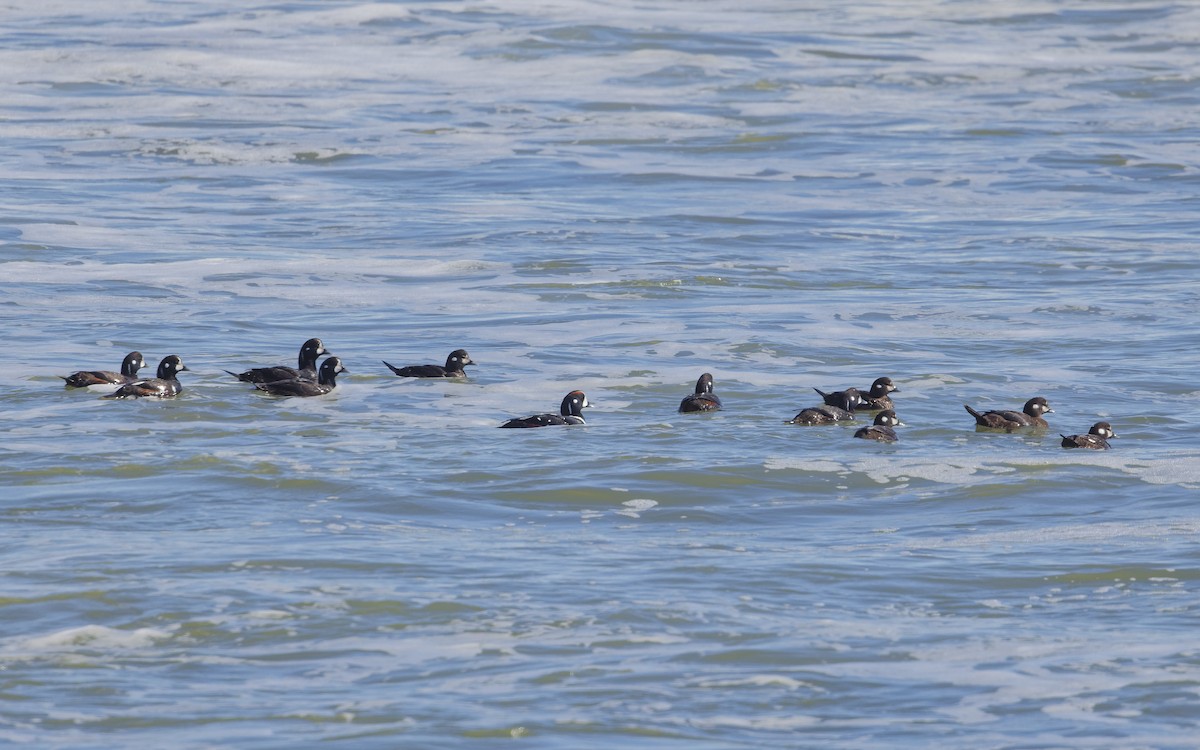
<box><xmin>104</xmin><ymin>355</ymin><xmax>188</xmax><ymax>399</ymax></box>
<box><xmin>678</xmin><ymin>373</ymin><xmax>721</xmax><ymax>413</ymax></box>
<box><xmin>253</xmin><ymin>357</ymin><xmax>346</xmax><ymax>397</ymax></box>
<box><xmin>813</xmin><ymin>386</ymin><xmax>863</xmax><ymax>412</ymax></box>
<box><xmin>853</xmin><ymin>409</ymin><xmax>904</xmax><ymax>442</ymax></box>
<box><xmin>500</xmin><ymin>390</ymin><xmax>589</xmax><ymax>428</ymax></box>
<box><xmin>1060</xmin><ymin>421</ymin><xmax>1116</xmax><ymax>450</ymax></box>
<box><xmin>382</xmin><ymin>349</ymin><xmax>475</xmax><ymax>378</ymax></box>
<box><xmin>857</xmin><ymin>377</ymin><xmax>899</xmax><ymax>411</ymax></box>
<box><xmin>789</xmin><ymin>404</ymin><xmax>856</xmax><ymax>425</ymax></box>
<box><xmin>227</xmin><ymin>338</ymin><xmax>329</xmax><ymax>383</ymax></box>
<box><xmin>964</xmin><ymin>397</ymin><xmax>1052</xmax><ymax>431</ymax></box>
<box><xmin>61</xmin><ymin>351</ymin><xmax>147</xmax><ymax>388</ymax></box>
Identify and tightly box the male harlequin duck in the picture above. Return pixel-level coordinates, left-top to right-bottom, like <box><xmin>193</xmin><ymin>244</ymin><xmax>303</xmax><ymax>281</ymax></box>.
<box><xmin>1061</xmin><ymin>421</ymin><xmax>1117</xmax><ymax>450</ymax></box>
<box><xmin>789</xmin><ymin>404</ymin><xmax>856</xmax><ymax>425</ymax></box>
<box><xmin>104</xmin><ymin>355</ymin><xmax>188</xmax><ymax>399</ymax></box>
<box><xmin>500</xmin><ymin>390</ymin><xmax>589</xmax><ymax>428</ymax></box>
<box><xmin>857</xmin><ymin>377</ymin><xmax>899</xmax><ymax>411</ymax></box>
<box><xmin>853</xmin><ymin>409</ymin><xmax>904</xmax><ymax>442</ymax></box>
<box><xmin>61</xmin><ymin>351</ymin><xmax>147</xmax><ymax>388</ymax></box>
<box><xmin>964</xmin><ymin>397</ymin><xmax>1052</xmax><ymax>431</ymax></box>
<box><xmin>382</xmin><ymin>349</ymin><xmax>475</xmax><ymax>378</ymax></box>
<box><xmin>254</xmin><ymin>357</ymin><xmax>346</xmax><ymax>397</ymax></box>
<box><xmin>813</xmin><ymin>386</ymin><xmax>863</xmax><ymax>412</ymax></box>
<box><xmin>679</xmin><ymin>373</ymin><xmax>721</xmax><ymax>413</ymax></box>
<box><xmin>227</xmin><ymin>338</ymin><xmax>329</xmax><ymax>383</ymax></box>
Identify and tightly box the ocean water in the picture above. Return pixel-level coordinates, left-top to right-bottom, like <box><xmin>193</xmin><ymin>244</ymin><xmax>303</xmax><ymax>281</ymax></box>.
<box><xmin>3</xmin><ymin>1</ymin><xmax>1200</xmax><ymax>747</ymax></box>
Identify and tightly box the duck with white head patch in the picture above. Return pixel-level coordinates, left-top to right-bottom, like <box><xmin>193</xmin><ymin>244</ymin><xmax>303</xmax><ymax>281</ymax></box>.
<box><xmin>62</xmin><ymin>351</ymin><xmax>147</xmax><ymax>388</ymax></box>
<box><xmin>964</xmin><ymin>397</ymin><xmax>1052</xmax><ymax>431</ymax></box>
<box><xmin>104</xmin><ymin>355</ymin><xmax>188</xmax><ymax>399</ymax></box>
<box><xmin>500</xmin><ymin>390</ymin><xmax>590</xmax><ymax>428</ymax></box>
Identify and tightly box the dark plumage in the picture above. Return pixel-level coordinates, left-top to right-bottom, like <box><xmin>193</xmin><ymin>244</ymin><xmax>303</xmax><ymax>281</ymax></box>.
<box><xmin>964</xmin><ymin>397</ymin><xmax>1053</xmax><ymax>431</ymax></box>
<box><xmin>678</xmin><ymin>373</ymin><xmax>721</xmax><ymax>413</ymax></box>
<box><xmin>857</xmin><ymin>377</ymin><xmax>899</xmax><ymax>411</ymax></box>
<box><xmin>853</xmin><ymin>409</ymin><xmax>904</xmax><ymax>442</ymax></box>
<box><xmin>382</xmin><ymin>349</ymin><xmax>474</xmax><ymax>378</ymax></box>
<box><xmin>813</xmin><ymin>387</ymin><xmax>863</xmax><ymax>412</ymax></box>
<box><xmin>789</xmin><ymin>404</ymin><xmax>856</xmax><ymax>425</ymax></box>
<box><xmin>254</xmin><ymin>357</ymin><xmax>346</xmax><ymax>397</ymax></box>
<box><xmin>61</xmin><ymin>351</ymin><xmax>147</xmax><ymax>388</ymax></box>
<box><xmin>227</xmin><ymin>338</ymin><xmax>329</xmax><ymax>383</ymax></box>
<box><xmin>1061</xmin><ymin>421</ymin><xmax>1116</xmax><ymax>450</ymax></box>
<box><xmin>500</xmin><ymin>390</ymin><xmax>589</xmax><ymax>428</ymax></box>
<box><xmin>104</xmin><ymin>355</ymin><xmax>188</xmax><ymax>399</ymax></box>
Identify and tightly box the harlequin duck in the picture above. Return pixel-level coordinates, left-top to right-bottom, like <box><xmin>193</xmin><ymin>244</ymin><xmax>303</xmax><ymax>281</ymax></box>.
<box><xmin>853</xmin><ymin>409</ymin><xmax>904</xmax><ymax>442</ymax></box>
<box><xmin>813</xmin><ymin>387</ymin><xmax>863</xmax><ymax>412</ymax></box>
<box><xmin>679</xmin><ymin>373</ymin><xmax>721</xmax><ymax>413</ymax></box>
<box><xmin>104</xmin><ymin>355</ymin><xmax>188</xmax><ymax>399</ymax></box>
<box><xmin>61</xmin><ymin>351</ymin><xmax>147</xmax><ymax>388</ymax></box>
<box><xmin>964</xmin><ymin>397</ymin><xmax>1052</xmax><ymax>431</ymax></box>
<box><xmin>500</xmin><ymin>390</ymin><xmax>589</xmax><ymax>428</ymax></box>
<box><xmin>382</xmin><ymin>349</ymin><xmax>474</xmax><ymax>378</ymax></box>
<box><xmin>789</xmin><ymin>404</ymin><xmax>856</xmax><ymax>425</ymax></box>
<box><xmin>857</xmin><ymin>377</ymin><xmax>899</xmax><ymax>411</ymax></box>
<box><xmin>1060</xmin><ymin>421</ymin><xmax>1116</xmax><ymax>450</ymax></box>
<box><xmin>227</xmin><ymin>338</ymin><xmax>329</xmax><ymax>383</ymax></box>
<box><xmin>254</xmin><ymin>357</ymin><xmax>346</xmax><ymax>397</ymax></box>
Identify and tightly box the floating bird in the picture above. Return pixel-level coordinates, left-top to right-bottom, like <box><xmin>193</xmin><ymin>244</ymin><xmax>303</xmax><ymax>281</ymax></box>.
<box><xmin>254</xmin><ymin>357</ymin><xmax>346</xmax><ymax>398</ymax></box>
<box><xmin>813</xmin><ymin>386</ymin><xmax>863</xmax><ymax>412</ymax></box>
<box><xmin>678</xmin><ymin>373</ymin><xmax>721</xmax><ymax>413</ymax></box>
<box><xmin>227</xmin><ymin>338</ymin><xmax>329</xmax><ymax>383</ymax></box>
<box><xmin>61</xmin><ymin>351</ymin><xmax>147</xmax><ymax>388</ymax></box>
<box><xmin>104</xmin><ymin>355</ymin><xmax>188</xmax><ymax>399</ymax></box>
<box><xmin>853</xmin><ymin>409</ymin><xmax>904</xmax><ymax>442</ymax></box>
<box><xmin>500</xmin><ymin>390</ymin><xmax>590</xmax><ymax>428</ymax></box>
<box><xmin>964</xmin><ymin>397</ymin><xmax>1052</xmax><ymax>431</ymax></box>
<box><xmin>382</xmin><ymin>348</ymin><xmax>475</xmax><ymax>378</ymax></box>
<box><xmin>790</xmin><ymin>404</ymin><xmax>856</xmax><ymax>425</ymax></box>
<box><xmin>1060</xmin><ymin>421</ymin><xmax>1116</xmax><ymax>450</ymax></box>
<box><xmin>857</xmin><ymin>377</ymin><xmax>899</xmax><ymax>411</ymax></box>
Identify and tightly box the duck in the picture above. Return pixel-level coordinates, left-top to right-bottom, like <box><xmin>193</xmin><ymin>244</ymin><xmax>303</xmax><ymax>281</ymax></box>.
<box><xmin>857</xmin><ymin>377</ymin><xmax>899</xmax><ymax>411</ymax></box>
<box><xmin>964</xmin><ymin>397</ymin><xmax>1052</xmax><ymax>431</ymax></box>
<box><xmin>382</xmin><ymin>349</ymin><xmax>474</xmax><ymax>378</ymax></box>
<box><xmin>500</xmin><ymin>390</ymin><xmax>589</xmax><ymax>428</ymax></box>
<box><xmin>789</xmin><ymin>404</ymin><xmax>856</xmax><ymax>425</ymax></box>
<box><xmin>853</xmin><ymin>409</ymin><xmax>904</xmax><ymax>442</ymax></box>
<box><xmin>813</xmin><ymin>386</ymin><xmax>863</xmax><ymax>412</ymax></box>
<box><xmin>104</xmin><ymin>355</ymin><xmax>188</xmax><ymax>399</ymax></box>
<box><xmin>253</xmin><ymin>357</ymin><xmax>346</xmax><ymax>397</ymax></box>
<box><xmin>61</xmin><ymin>351</ymin><xmax>147</xmax><ymax>388</ymax></box>
<box><xmin>1060</xmin><ymin>421</ymin><xmax>1117</xmax><ymax>450</ymax></box>
<box><xmin>678</xmin><ymin>373</ymin><xmax>721</xmax><ymax>413</ymax></box>
<box><xmin>227</xmin><ymin>338</ymin><xmax>329</xmax><ymax>383</ymax></box>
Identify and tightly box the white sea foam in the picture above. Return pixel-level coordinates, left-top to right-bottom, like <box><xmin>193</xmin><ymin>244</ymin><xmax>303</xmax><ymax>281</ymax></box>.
<box><xmin>4</xmin><ymin>624</ymin><xmax>172</xmax><ymax>656</ymax></box>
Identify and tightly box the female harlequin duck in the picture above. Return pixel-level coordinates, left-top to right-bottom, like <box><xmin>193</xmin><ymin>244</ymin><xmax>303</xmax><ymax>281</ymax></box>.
<box><xmin>61</xmin><ymin>351</ymin><xmax>146</xmax><ymax>388</ymax></box>
<box><xmin>1061</xmin><ymin>421</ymin><xmax>1117</xmax><ymax>450</ymax></box>
<box><xmin>857</xmin><ymin>377</ymin><xmax>899</xmax><ymax>411</ymax></box>
<box><xmin>964</xmin><ymin>396</ymin><xmax>1052</xmax><ymax>431</ymax></box>
<box><xmin>789</xmin><ymin>404</ymin><xmax>856</xmax><ymax>425</ymax></box>
<box><xmin>227</xmin><ymin>338</ymin><xmax>329</xmax><ymax>383</ymax></box>
<box><xmin>254</xmin><ymin>357</ymin><xmax>346</xmax><ymax>397</ymax></box>
<box><xmin>500</xmin><ymin>390</ymin><xmax>589</xmax><ymax>428</ymax></box>
<box><xmin>679</xmin><ymin>373</ymin><xmax>721</xmax><ymax>413</ymax></box>
<box><xmin>104</xmin><ymin>355</ymin><xmax>188</xmax><ymax>399</ymax></box>
<box><xmin>813</xmin><ymin>386</ymin><xmax>863</xmax><ymax>412</ymax></box>
<box><xmin>382</xmin><ymin>349</ymin><xmax>474</xmax><ymax>378</ymax></box>
<box><xmin>853</xmin><ymin>409</ymin><xmax>904</xmax><ymax>442</ymax></box>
